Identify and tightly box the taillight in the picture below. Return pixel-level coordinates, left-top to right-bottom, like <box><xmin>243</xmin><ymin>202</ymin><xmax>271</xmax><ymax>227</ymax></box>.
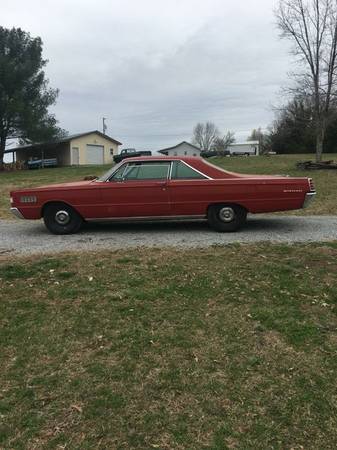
<box><xmin>308</xmin><ymin>178</ymin><xmax>315</xmax><ymax>191</ymax></box>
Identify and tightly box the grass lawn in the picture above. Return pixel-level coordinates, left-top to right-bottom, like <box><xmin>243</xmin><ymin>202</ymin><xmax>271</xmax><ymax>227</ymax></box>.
<box><xmin>0</xmin><ymin>154</ymin><xmax>337</xmax><ymax>220</ymax></box>
<box><xmin>1</xmin><ymin>244</ymin><xmax>337</xmax><ymax>448</ymax></box>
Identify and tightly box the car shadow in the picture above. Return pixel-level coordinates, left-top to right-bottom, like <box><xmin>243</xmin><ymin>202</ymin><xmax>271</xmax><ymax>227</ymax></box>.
<box><xmin>79</xmin><ymin>215</ymin><xmax>297</xmax><ymax>235</ymax></box>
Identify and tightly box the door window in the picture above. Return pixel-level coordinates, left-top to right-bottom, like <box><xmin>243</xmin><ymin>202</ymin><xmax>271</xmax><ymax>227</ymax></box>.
<box><xmin>171</xmin><ymin>161</ymin><xmax>206</xmax><ymax>179</ymax></box>
<box><xmin>120</xmin><ymin>162</ymin><xmax>170</xmax><ymax>181</ymax></box>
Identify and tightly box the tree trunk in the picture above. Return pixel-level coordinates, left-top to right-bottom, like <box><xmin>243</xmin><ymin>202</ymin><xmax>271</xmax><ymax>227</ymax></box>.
<box><xmin>315</xmin><ymin>127</ymin><xmax>325</xmax><ymax>163</ymax></box>
<box><xmin>0</xmin><ymin>136</ymin><xmax>6</xmax><ymax>171</ymax></box>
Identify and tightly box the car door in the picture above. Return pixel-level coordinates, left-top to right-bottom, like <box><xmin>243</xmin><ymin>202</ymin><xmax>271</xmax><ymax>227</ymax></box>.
<box><xmin>167</xmin><ymin>160</ymin><xmax>210</xmax><ymax>216</ymax></box>
<box><xmin>99</xmin><ymin>161</ymin><xmax>172</xmax><ymax>218</ymax></box>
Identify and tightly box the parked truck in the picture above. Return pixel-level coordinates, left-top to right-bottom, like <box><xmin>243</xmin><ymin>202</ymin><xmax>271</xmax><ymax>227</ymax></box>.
<box><xmin>113</xmin><ymin>148</ymin><xmax>152</xmax><ymax>164</ymax></box>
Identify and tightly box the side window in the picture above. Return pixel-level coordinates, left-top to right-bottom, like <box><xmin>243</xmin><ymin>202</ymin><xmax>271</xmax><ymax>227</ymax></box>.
<box><xmin>171</xmin><ymin>161</ymin><xmax>206</xmax><ymax>180</ymax></box>
<box><xmin>110</xmin><ymin>164</ymin><xmax>127</xmax><ymax>181</ymax></box>
<box><xmin>123</xmin><ymin>163</ymin><xmax>170</xmax><ymax>181</ymax></box>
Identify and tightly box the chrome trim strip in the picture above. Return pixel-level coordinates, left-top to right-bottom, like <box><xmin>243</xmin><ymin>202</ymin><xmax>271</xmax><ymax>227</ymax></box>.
<box><xmin>106</xmin><ymin>162</ymin><xmax>128</xmax><ymax>182</ymax></box>
<box><xmin>86</xmin><ymin>215</ymin><xmax>206</xmax><ymax>223</ymax></box>
<box><xmin>10</xmin><ymin>207</ymin><xmax>25</xmax><ymax>219</ymax></box>
<box><xmin>168</xmin><ymin>161</ymin><xmax>173</xmax><ymax>180</ymax></box>
<box><xmin>303</xmin><ymin>192</ymin><xmax>316</xmax><ymax>208</ymax></box>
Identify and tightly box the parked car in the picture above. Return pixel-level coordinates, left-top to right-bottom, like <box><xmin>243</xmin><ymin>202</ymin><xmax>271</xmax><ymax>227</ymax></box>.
<box><xmin>26</xmin><ymin>158</ymin><xmax>58</xmax><ymax>169</ymax></box>
<box><xmin>113</xmin><ymin>148</ymin><xmax>152</xmax><ymax>163</ymax></box>
<box><xmin>10</xmin><ymin>156</ymin><xmax>316</xmax><ymax>234</ymax></box>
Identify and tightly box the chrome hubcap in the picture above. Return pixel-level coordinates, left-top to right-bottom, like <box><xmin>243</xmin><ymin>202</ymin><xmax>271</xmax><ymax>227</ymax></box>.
<box><xmin>55</xmin><ymin>210</ymin><xmax>70</xmax><ymax>225</ymax></box>
<box><xmin>219</xmin><ymin>207</ymin><xmax>235</xmax><ymax>223</ymax></box>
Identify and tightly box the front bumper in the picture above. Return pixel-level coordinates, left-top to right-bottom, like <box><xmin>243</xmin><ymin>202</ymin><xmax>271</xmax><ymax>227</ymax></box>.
<box><xmin>303</xmin><ymin>192</ymin><xmax>316</xmax><ymax>208</ymax></box>
<box><xmin>10</xmin><ymin>207</ymin><xmax>25</xmax><ymax>219</ymax></box>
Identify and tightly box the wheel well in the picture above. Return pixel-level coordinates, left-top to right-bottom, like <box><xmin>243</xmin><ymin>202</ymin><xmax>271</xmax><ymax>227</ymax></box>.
<box><xmin>207</xmin><ymin>203</ymin><xmax>249</xmax><ymax>214</ymax></box>
<box><xmin>41</xmin><ymin>201</ymin><xmax>82</xmax><ymax>218</ymax></box>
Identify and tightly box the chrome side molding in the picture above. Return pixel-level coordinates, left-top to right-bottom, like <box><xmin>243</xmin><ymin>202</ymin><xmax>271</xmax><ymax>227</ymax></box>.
<box><xmin>86</xmin><ymin>215</ymin><xmax>206</xmax><ymax>223</ymax></box>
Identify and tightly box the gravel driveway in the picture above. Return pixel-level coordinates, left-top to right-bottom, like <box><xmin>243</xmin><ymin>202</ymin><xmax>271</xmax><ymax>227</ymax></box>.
<box><xmin>0</xmin><ymin>215</ymin><xmax>336</xmax><ymax>256</ymax></box>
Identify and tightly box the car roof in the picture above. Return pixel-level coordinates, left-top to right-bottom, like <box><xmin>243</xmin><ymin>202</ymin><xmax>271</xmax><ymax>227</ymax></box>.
<box><xmin>124</xmin><ymin>156</ymin><xmax>200</xmax><ymax>163</ymax></box>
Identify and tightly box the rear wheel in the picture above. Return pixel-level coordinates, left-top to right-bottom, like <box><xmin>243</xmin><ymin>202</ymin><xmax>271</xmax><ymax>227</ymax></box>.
<box><xmin>207</xmin><ymin>204</ymin><xmax>247</xmax><ymax>232</ymax></box>
<box><xmin>43</xmin><ymin>203</ymin><xmax>83</xmax><ymax>235</ymax></box>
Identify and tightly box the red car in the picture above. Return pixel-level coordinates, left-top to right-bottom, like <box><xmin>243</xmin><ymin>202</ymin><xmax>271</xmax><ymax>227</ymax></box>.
<box><xmin>10</xmin><ymin>156</ymin><xmax>316</xmax><ymax>234</ymax></box>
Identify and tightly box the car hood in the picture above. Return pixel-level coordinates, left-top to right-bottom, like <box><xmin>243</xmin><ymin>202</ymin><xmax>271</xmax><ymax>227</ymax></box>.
<box><xmin>27</xmin><ymin>180</ymin><xmax>95</xmax><ymax>191</ymax></box>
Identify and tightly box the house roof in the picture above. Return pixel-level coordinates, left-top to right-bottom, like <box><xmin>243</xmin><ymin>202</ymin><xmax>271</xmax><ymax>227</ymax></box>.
<box><xmin>157</xmin><ymin>141</ymin><xmax>201</xmax><ymax>154</ymax></box>
<box><xmin>229</xmin><ymin>141</ymin><xmax>259</xmax><ymax>146</ymax></box>
<box><xmin>4</xmin><ymin>130</ymin><xmax>122</xmax><ymax>154</ymax></box>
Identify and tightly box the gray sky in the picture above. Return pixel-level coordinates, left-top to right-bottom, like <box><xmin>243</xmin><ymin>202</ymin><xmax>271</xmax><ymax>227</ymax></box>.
<box><xmin>2</xmin><ymin>0</ymin><xmax>291</xmax><ymax>151</ymax></box>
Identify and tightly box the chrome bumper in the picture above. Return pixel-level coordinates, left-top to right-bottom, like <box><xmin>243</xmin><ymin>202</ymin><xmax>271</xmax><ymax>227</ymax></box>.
<box><xmin>10</xmin><ymin>207</ymin><xmax>25</xmax><ymax>219</ymax></box>
<box><xmin>303</xmin><ymin>192</ymin><xmax>316</xmax><ymax>208</ymax></box>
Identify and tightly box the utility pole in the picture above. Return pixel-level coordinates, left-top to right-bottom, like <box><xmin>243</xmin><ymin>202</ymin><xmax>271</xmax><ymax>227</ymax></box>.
<box><xmin>102</xmin><ymin>117</ymin><xmax>107</xmax><ymax>135</ymax></box>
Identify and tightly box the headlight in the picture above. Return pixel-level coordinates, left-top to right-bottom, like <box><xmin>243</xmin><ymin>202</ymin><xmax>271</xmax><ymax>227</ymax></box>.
<box><xmin>20</xmin><ymin>195</ymin><xmax>37</xmax><ymax>203</ymax></box>
<box><xmin>10</xmin><ymin>197</ymin><xmax>13</xmax><ymax>204</ymax></box>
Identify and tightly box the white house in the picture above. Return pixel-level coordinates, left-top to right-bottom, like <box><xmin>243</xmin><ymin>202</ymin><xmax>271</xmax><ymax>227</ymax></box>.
<box><xmin>157</xmin><ymin>141</ymin><xmax>201</xmax><ymax>157</ymax></box>
<box><xmin>228</xmin><ymin>141</ymin><xmax>259</xmax><ymax>156</ymax></box>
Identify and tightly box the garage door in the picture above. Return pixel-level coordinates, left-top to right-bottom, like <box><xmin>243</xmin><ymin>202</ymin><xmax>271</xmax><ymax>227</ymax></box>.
<box><xmin>86</xmin><ymin>144</ymin><xmax>104</xmax><ymax>164</ymax></box>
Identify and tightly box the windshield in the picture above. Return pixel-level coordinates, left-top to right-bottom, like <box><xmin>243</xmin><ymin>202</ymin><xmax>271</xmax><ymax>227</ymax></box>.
<box><xmin>96</xmin><ymin>161</ymin><xmax>125</xmax><ymax>182</ymax></box>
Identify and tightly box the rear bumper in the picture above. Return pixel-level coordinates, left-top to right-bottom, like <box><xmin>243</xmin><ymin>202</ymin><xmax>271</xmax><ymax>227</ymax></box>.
<box><xmin>10</xmin><ymin>207</ymin><xmax>25</xmax><ymax>219</ymax></box>
<box><xmin>303</xmin><ymin>192</ymin><xmax>316</xmax><ymax>208</ymax></box>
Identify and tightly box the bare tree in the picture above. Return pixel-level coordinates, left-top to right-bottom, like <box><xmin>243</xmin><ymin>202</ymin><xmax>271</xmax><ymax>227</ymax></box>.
<box><xmin>192</xmin><ymin>122</ymin><xmax>219</xmax><ymax>151</ymax></box>
<box><xmin>247</xmin><ymin>127</ymin><xmax>272</xmax><ymax>154</ymax></box>
<box><xmin>212</xmin><ymin>131</ymin><xmax>235</xmax><ymax>155</ymax></box>
<box><xmin>276</xmin><ymin>0</ymin><xmax>337</xmax><ymax>162</ymax></box>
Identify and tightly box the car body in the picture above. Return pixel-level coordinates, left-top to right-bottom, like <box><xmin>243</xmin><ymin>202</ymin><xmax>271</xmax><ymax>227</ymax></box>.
<box><xmin>10</xmin><ymin>156</ymin><xmax>316</xmax><ymax>234</ymax></box>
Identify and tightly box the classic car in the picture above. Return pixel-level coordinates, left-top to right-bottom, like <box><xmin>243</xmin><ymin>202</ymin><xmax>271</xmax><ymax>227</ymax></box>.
<box><xmin>10</xmin><ymin>156</ymin><xmax>316</xmax><ymax>234</ymax></box>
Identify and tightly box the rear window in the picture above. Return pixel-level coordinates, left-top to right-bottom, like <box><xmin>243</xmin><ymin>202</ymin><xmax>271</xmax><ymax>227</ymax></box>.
<box><xmin>171</xmin><ymin>161</ymin><xmax>206</xmax><ymax>180</ymax></box>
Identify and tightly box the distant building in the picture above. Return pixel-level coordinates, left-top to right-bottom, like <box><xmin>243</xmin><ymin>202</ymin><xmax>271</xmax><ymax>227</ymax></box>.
<box><xmin>5</xmin><ymin>130</ymin><xmax>122</xmax><ymax>166</ymax></box>
<box><xmin>228</xmin><ymin>141</ymin><xmax>259</xmax><ymax>156</ymax></box>
<box><xmin>157</xmin><ymin>141</ymin><xmax>201</xmax><ymax>157</ymax></box>
<box><xmin>157</xmin><ymin>140</ymin><xmax>259</xmax><ymax>157</ymax></box>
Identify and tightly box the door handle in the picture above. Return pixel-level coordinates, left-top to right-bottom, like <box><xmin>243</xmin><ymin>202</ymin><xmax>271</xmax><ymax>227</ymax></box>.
<box><xmin>155</xmin><ymin>181</ymin><xmax>167</xmax><ymax>188</ymax></box>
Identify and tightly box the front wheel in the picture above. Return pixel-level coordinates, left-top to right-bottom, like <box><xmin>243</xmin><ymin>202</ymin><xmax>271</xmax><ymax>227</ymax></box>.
<box><xmin>207</xmin><ymin>204</ymin><xmax>247</xmax><ymax>232</ymax></box>
<box><xmin>43</xmin><ymin>203</ymin><xmax>83</xmax><ymax>235</ymax></box>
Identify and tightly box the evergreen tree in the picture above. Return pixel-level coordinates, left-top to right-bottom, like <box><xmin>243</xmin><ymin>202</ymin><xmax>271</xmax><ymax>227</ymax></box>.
<box><xmin>0</xmin><ymin>27</ymin><xmax>65</xmax><ymax>168</ymax></box>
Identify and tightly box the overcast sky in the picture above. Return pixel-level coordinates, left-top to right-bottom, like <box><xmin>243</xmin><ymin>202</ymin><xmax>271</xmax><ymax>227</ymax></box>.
<box><xmin>2</xmin><ymin>0</ymin><xmax>291</xmax><ymax>151</ymax></box>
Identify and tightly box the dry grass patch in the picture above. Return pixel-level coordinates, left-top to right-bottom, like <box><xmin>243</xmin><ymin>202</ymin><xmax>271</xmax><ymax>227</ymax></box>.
<box><xmin>1</xmin><ymin>243</ymin><xmax>337</xmax><ymax>448</ymax></box>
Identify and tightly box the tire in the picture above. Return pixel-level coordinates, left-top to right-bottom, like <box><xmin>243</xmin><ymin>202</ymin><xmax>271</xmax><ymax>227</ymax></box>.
<box><xmin>207</xmin><ymin>204</ymin><xmax>247</xmax><ymax>232</ymax></box>
<box><xmin>43</xmin><ymin>203</ymin><xmax>83</xmax><ymax>235</ymax></box>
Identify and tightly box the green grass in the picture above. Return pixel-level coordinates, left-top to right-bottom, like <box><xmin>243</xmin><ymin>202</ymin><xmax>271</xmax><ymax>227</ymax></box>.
<box><xmin>1</xmin><ymin>244</ymin><xmax>337</xmax><ymax>448</ymax></box>
<box><xmin>1</xmin><ymin>154</ymin><xmax>337</xmax><ymax>219</ymax></box>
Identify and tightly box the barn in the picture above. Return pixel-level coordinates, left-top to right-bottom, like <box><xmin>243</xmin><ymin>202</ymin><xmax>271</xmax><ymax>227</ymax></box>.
<box><xmin>7</xmin><ymin>131</ymin><xmax>122</xmax><ymax>166</ymax></box>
